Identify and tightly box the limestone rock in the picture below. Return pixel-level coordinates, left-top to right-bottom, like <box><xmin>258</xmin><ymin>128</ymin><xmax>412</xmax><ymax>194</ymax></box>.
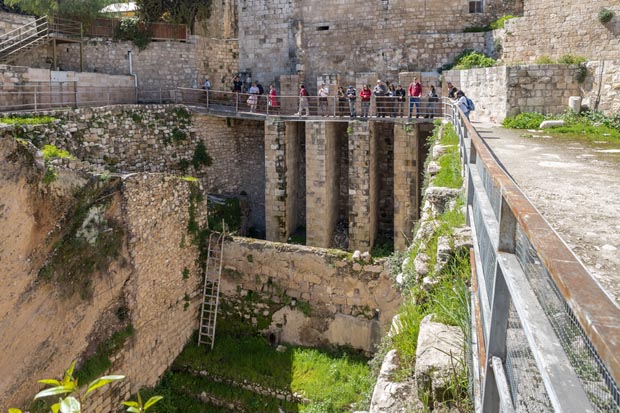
<box><xmin>352</xmin><ymin>250</ymin><xmax>362</xmax><ymax>260</ymax></box>
<box><xmin>361</xmin><ymin>251</ymin><xmax>372</xmax><ymax>262</ymax></box>
<box><xmin>424</xmin><ymin>187</ymin><xmax>461</xmax><ymax>215</ymax></box>
<box><xmin>539</xmin><ymin>119</ymin><xmax>565</xmax><ymax>128</ymax></box>
<box><xmin>414</xmin><ymin>252</ymin><xmax>430</xmax><ymax>279</ymax></box>
<box><xmin>427</xmin><ymin>161</ymin><xmax>440</xmax><ymax>175</ymax></box>
<box><xmin>432</xmin><ymin>144</ymin><xmax>448</xmax><ymax>160</ymax></box>
<box><xmin>415</xmin><ymin>315</ymin><xmax>464</xmax><ymax>407</ymax></box>
<box><xmin>369</xmin><ymin>350</ymin><xmax>423</xmax><ymax>413</ymax></box>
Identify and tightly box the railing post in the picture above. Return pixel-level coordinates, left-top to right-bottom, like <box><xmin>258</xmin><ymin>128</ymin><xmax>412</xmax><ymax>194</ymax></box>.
<box><xmin>74</xmin><ymin>81</ymin><xmax>77</xmax><ymax>108</ymax></box>
<box><xmin>482</xmin><ymin>264</ymin><xmax>511</xmax><ymax>413</ymax></box>
<box><xmin>34</xmin><ymin>84</ymin><xmax>38</xmax><ymax>111</ymax></box>
<box><xmin>159</xmin><ymin>87</ymin><xmax>162</xmax><ymax>104</ymax></box>
<box><xmin>206</xmin><ymin>89</ymin><xmax>209</xmax><ymax>110</ymax></box>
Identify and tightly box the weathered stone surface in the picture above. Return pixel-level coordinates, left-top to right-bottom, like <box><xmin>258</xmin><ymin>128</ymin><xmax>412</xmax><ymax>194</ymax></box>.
<box><xmin>424</xmin><ymin>187</ymin><xmax>462</xmax><ymax>215</ymax></box>
<box><xmin>540</xmin><ymin>119</ymin><xmax>565</xmax><ymax>128</ymax></box>
<box><xmin>415</xmin><ymin>315</ymin><xmax>465</xmax><ymax>406</ymax></box>
<box><xmin>369</xmin><ymin>350</ymin><xmax>422</xmax><ymax>413</ymax></box>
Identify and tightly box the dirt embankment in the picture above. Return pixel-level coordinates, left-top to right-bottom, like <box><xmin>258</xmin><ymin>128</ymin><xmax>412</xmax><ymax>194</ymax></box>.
<box><xmin>0</xmin><ymin>136</ymin><xmax>132</xmax><ymax>409</ymax></box>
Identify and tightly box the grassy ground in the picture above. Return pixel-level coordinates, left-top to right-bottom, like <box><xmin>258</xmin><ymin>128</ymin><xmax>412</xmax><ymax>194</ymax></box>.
<box><xmin>502</xmin><ymin>110</ymin><xmax>620</xmax><ymax>143</ymax></box>
<box><xmin>146</xmin><ymin>333</ymin><xmax>372</xmax><ymax>413</ymax></box>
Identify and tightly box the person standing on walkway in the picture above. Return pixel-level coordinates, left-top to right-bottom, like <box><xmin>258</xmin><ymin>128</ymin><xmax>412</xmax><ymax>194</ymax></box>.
<box><xmin>318</xmin><ymin>83</ymin><xmax>329</xmax><ymax>115</ymax></box>
<box><xmin>408</xmin><ymin>77</ymin><xmax>422</xmax><ymax>118</ymax></box>
<box><xmin>446</xmin><ymin>81</ymin><xmax>458</xmax><ymax>99</ymax></box>
<box><xmin>247</xmin><ymin>82</ymin><xmax>259</xmax><ymax>112</ymax></box>
<box><xmin>337</xmin><ymin>86</ymin><xmax>347</xmax><ymax>116</ymax></box>
<box><xmin>298</xmin><ymin>85</ymin><xmax>310</xmax><ymax>116</ymax></box>
<box><xmin>232</xmin><ymin>75</ymin><xmax>243</xmax><ymax>107</ymax></box>
<box><xmin>427</xmin><ymin>85</ymin><xmax>439</xmax><ymax>118</ymax></box>
<box><xmin>373</xmin><ymin>80</ymin><xmax>388</xmax><ymax>117</ymax></box>
<box><xmin>394</xmin><ymin>84</ymin><xmax>406</xmax><ymax>117</ymax></box>
<box><xmin>268</xmin><ymin>84</ymin><xmax>279</xmax><ymax>113</ymax></box>
<box><xmin>346</xmin><ymin>85</ymin><xmax>357</xmax><ymax>117</ymax></box>
<box><xmin>456</xmin><ymin>90</ymin><xmax>470</xmax><ymax>119</ymax></box>
<box><xmin>360</xmin><ymin>84</ymin><xmax>372</xmax><ymax>118</ymax></box>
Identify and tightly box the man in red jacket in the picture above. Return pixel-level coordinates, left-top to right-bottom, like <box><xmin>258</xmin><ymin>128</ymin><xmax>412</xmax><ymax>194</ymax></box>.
<box><xmin>408</xmin><ymin>77</ymin><xmax>422</xmax><ymax>118</ymax></box>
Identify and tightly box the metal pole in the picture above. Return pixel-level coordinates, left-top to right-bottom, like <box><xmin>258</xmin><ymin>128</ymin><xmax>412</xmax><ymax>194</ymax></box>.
<box><xmin>74</xmin><ymin>81</ymin><xmax>77</xmax><ymax>108</ymax></box>
<box><xmin>34</xmin><ymin>84</ymin><xmax>37</xmax><ymax>111</ymax></box>
<box><xmin>206</xmin><ymin>89</ymin><xmax>209</xmax><ymax>110</ymax></box>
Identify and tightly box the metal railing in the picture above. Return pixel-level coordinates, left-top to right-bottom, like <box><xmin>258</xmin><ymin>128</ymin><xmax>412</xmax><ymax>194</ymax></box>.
<box><xmin>0</xmin><ymin>16</ymin><xmax>49</xmax><ymax>62</ymax></box>
<box><xmin>177</xmin><ymin>87</ymin><xmax>444</xmax><ymax>120</ymax></box>
<box><xmin>448</xmin><ymin>103</ymin><xmax>620</xmax><ymax>412</ymax></box>
<box><xmin>0</xmin><ymin>83</ymin><xmax>150</xmax><ymax>111</ymax></box>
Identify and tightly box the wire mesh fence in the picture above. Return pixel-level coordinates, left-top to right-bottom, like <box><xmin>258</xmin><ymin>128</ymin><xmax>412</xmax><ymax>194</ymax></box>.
<box><xmin>515</xmin><ymin>226</ymin><xmax>620</xmax><ymax>412</ymax></box>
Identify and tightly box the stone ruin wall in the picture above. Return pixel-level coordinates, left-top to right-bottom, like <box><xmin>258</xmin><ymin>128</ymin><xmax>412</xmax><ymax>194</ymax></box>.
<box><xmin>0</xmin><ymin>127</ymin><xmax>204</xmax><ymax>411</ymax></box>
<box><xmin>20</xmin><ymin>106</ymin><xmax>266</xmax><ymax>233</ymax></box>
<box><xmin>444</xmin><ymin>64</ymin><xmax>583</xmax><ymax>123</ymax></box>
<box><xmin>219</xmin><ymin>238</ymin><xmax>402</xmax><ymax>353</ymax></box>
<box><xmin>238</xmin><ymin>0</ymin><xmax>521</xmax><ymax>92</ymax></box>
<box><xmin>502</xmin><ymin>0</ymin><xmax>620</xmax><ymax>64</ymax></box>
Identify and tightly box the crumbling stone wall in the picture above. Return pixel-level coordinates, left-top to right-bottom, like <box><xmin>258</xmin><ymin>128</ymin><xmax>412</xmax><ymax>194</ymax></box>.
<box><xmin>0</xmin><ymin>11</ymin><xmax>33</xmax><ymax>34</ymax></box>
<box><xmin>445</xmin><ymin>64</ymin><xmax>582</xmax><ymax>123</ymax></box>
<box><xmin>219</xmin><ymin>237</ymin><xmax>402</xmax><ymax>352</ymax></box>
<box><xmin>18</xmin><ymin>106</ymin><xmax>266</xmax><ymax>232</ymax></box>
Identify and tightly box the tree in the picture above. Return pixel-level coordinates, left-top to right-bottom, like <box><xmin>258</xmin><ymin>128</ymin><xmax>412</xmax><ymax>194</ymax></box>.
<box><xmin>135</xmin><ymin>0</ymin><xmax>212</xmax><ymax>33</ymax></box>
<box><xmin>6</xmin><ymin>0</ymin><xmax>115</xmax><ymax>20</ymax></box>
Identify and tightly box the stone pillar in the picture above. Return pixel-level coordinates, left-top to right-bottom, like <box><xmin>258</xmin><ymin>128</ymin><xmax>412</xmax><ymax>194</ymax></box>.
<box><xmin>306</xmin><ymin>121</ymin><xmax>340</xmax><ymax>248</ymax></box>
<box><xmin>285</xmin><ymin>122</ymin><xmax>300</xmax><ymax>238</ymax></box>
<box><xmin>393</xmin><ymin>122</ymin><xmax>419</xmax><ymax>251</ymax></box>
<box><xmin>265</xmin><ymin>118</ymin><xmax>287</xmax><ymax>242</ymax></box>
<box><xmin>348</xmin><ymin>121</ymin><xmax>378</xmax><ymax>251</ymax></box>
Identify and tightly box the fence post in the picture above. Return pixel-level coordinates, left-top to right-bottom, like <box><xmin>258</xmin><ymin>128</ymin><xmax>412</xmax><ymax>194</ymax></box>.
<box><xmin>482</xmin><ymin>263</ymin><xmax>511</xmax><ymax>413</ymax></box>
<box><xmin>206</xmin><ymin>89</ymin><xmax>209</xmax><ymax>110</ymax></box>
<box><xmin>159</xmin><ymin>87</ymin><xmax>162</xmax><ymax>104</ymax></box>
<box><xmin>74</xmin><ymin>82</ymin><xmax>78</xmax><ymax>108</ymax></box>
<box><xmin>34</xmin><ymin>84</ymin><xmax>38</xmax><ymax>111</ymax></box>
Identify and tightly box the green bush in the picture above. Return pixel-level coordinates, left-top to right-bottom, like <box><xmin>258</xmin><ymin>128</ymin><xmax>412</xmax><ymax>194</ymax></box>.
<box><xmin>452</xmin><ymin>50</ymin><xmax>496</xmax><ymax>70</ymax></box>
<box><xmin>191</xmin><ymin>141</ymin><xmax>212</xmax><ymax>170</ymax></box>
<box><xmin>502</xmin><ymin>112</ymin><xmax>546</xmax><ymax>129</ymax></box>
<box><xmin>114</xmin><ymin>17</ymin><xmax>151</xmax><ymax>49</ymax></box>
<box><xmin>489</xmin><ymin>14</ymin><xmax>516</xmax><ymax>30</ymax></box>
<box><xmin>558</xmin><ymin>54</ymin><xmax>587</xmax><ymax>65</ymax></box>
<box><xmin>598</xmin><ymin>8</ymin><xmax>614</xmax><ymax>23</ymax></box>
<box><xmin>535</xmin><ymin>55</ymin><xmax>554</xmax><ymax>65</ymax></box>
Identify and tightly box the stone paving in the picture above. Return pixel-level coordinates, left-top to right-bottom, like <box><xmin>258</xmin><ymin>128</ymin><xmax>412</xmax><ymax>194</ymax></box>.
<box><xmin>474</xmin><ymin>121</ymin><xmax>620</xmax><ymax>307</ymax></box>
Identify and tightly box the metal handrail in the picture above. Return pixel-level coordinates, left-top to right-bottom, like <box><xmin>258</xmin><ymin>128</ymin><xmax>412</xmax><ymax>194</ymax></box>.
<box><xmin>0</xmin><ymin>15</ymin><xmax>47</xmax><ymax>42</ymax></box>
<box><xmin>451</xmin><ymin>102</ymin><xmax>620</xmax><ymax>411</ymax></box>
<box><xmin>176</xmin><ymin>87</ymin><xmax>444</xmax><ymax>120</ymax></box>
<box><xmin>0</xmin><ymin>16</ymin><xmax>48</xmax><ymax>51</ymax></box>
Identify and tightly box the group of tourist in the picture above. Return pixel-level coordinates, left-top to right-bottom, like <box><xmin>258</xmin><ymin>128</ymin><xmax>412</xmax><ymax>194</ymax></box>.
<box><xmin>218</xmin><ymin>74</ymin><xmax>472</xmax><ymax>118</ymax></box>
<box><xmin>294</xmin><ymin>78</ymin><xmax>440</xmax><ymax>119</ymax></box>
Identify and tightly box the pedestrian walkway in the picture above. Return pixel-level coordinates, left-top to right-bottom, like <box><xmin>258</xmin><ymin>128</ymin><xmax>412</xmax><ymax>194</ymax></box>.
<box><xmin>473</xmin><ymin>120</ymin><xmax>620</xmax><ymax>308</ymax></box>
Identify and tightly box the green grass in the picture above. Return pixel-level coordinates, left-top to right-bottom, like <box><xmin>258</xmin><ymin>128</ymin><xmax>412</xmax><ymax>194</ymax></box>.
<box><xmin>0</xmin><ymin>116</ymin><xmax>56</xmax><ymax>125</ymax></box>
<box><xmin>502</xmin><ymin>110</ymin><xmax>620</xmax><ymax>143</ymax></box>
<box><xmin>171</xmin><ymin>334</ymin><xmax>372</xmax><ymax>412</ymax></box>
<box><xmin>42</xmin><ymin>144</ymin><xmax>74</xmax><ymax>161</ymax></box>
<box><xmin>452</xmin><ymin>50</ymin><xmax>496</xmax><ymax>70</ymax></box>
<box><xmin>75</xmin><ymin>324</ymin><xmax>134</xmax><ymax>385</ymax></box>
<box><xmin>434</xmin><ymin>124</ymin><xmax>463</xmax><ymax>189</ymax></box>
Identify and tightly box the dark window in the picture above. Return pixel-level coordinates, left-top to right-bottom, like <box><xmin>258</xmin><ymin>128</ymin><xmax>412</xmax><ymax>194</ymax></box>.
<box><xmin>469</xmin><ymin>0</ymin><xmax>483</xmax><ymax>13</ymax></box>
<box><xmin>316</xmin><ymin>25</ymin><xmax>330</xmax><ymax>31</ymax></box>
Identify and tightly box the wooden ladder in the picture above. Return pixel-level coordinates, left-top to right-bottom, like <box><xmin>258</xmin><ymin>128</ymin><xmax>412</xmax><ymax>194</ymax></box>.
<box><xmin>197</xmin><ymin>231</ymin><xmax>225</xmax><ymax>350</ymax></box>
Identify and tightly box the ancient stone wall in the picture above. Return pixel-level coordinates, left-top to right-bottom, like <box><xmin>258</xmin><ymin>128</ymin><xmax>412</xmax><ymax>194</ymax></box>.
<box><xmin>17</xmin><ymin>106</ymin><xmax>265</xmax><ymax>232</ymax></box>
<box><xmin>238</xmin><ymin>0</ymin><xmax>519</xmax><ymax>91</ymax></box>
<box><xmin>583</xmin><ymin>60</ymin><xmax>620</xmax><ymax>115</ymax></box>
<box><xmin>502</xmin><ymin>0</ymin><xmax>620</xmax><ymax>63</ymax></box>
<box><xmin>219</xmin><ymin>237</ymin><xmax>402</xmax><ymax>352</ymax></box>
<box><xmin>445</xmin><ymin>64</ymin><xmax>582</xmax><ymax>123</ymax></box>
<box><xmin>0</xmin><ymin>11</ymin><xmax>33</xmax><ymax>34</ymax></box>
<box><xmin>0</xmin><ymin>65</ymin><xmax>134</xmax><ymax>110</ymax></box>
<box><xmin>0</xmin><ymin>128</ymin><xmax>204</xmax><ymax>411</ymax></box>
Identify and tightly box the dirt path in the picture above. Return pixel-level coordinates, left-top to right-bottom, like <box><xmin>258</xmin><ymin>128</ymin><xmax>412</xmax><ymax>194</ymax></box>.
<box><xmin>474</xmin><ymin>121</ymin><xmax>620</xmax><ymax>307</ymax></box>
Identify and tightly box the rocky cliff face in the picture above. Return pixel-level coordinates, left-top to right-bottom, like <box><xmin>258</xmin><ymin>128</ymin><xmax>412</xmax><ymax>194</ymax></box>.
<box><xmin>0</xmin><ymin>131</ymin><xmax>205</xmax><ymax>412</ymax></box>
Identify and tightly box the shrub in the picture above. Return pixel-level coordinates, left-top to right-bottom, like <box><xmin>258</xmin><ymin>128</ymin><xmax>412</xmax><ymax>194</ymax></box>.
<box><xmin>452</xmin><ymin>50</ymin><xmax>496</xmax><ymax>70</ymax></box>
<box><xmin>502</xmin><ymin>112</ymin><xmax>546</xmax><ymax>129</ymax></box>
<box><xmin>489</xmin><ymin>15</ymin><xmax>516</xmax><ymax>30</ymax></box>
<box><xmin>598</xmin><ymin>8</ymin><xmax>614</xmax><ymax>24</ymax></box>
<box><xmin>192</xmin><ymin>141</ymin><xmax>212</xmax><ymax>170</ymax></box>
<box><xmin>42</xmin><ymin>144</ymin><xmax>73</xmax><ymax>161</ymax></box>
<box><xmin>114</xmin><ymin>17</ymin><xmax>151</xmax><ymax>49</ymax></box>
<box><xmin>558</xmin><ymin>54</ymin><xmax>587</xmax><ymax>65</ymax></box>
<box><xmin>535</xmin><ymin>55</ymin><xmax>554</xmax><ymax>65</ymax></box>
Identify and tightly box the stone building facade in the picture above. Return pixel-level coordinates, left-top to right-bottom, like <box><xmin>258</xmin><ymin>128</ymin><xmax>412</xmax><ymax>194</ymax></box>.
<box><xmin>238</xmin><ymin>0</ymin><xmax>521</xmax><ymax>92</ymax></box>
<box><xmin>502</xmin><ymin>0</ymin><xmax>620</xmax><ymax>63</ymax></box>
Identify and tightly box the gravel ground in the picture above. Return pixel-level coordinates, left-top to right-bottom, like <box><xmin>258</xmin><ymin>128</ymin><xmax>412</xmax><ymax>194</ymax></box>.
<box><xmin>474</xmin><ymin>121</ymin><xmax>620</xmax><ymax>307</ymax></box>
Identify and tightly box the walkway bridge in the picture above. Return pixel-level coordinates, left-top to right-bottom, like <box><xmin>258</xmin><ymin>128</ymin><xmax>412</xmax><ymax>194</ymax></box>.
<box><xmin>450</xmin><ymin>105</ymin><xmax>620</xmax><ymax>412</ymax></box>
